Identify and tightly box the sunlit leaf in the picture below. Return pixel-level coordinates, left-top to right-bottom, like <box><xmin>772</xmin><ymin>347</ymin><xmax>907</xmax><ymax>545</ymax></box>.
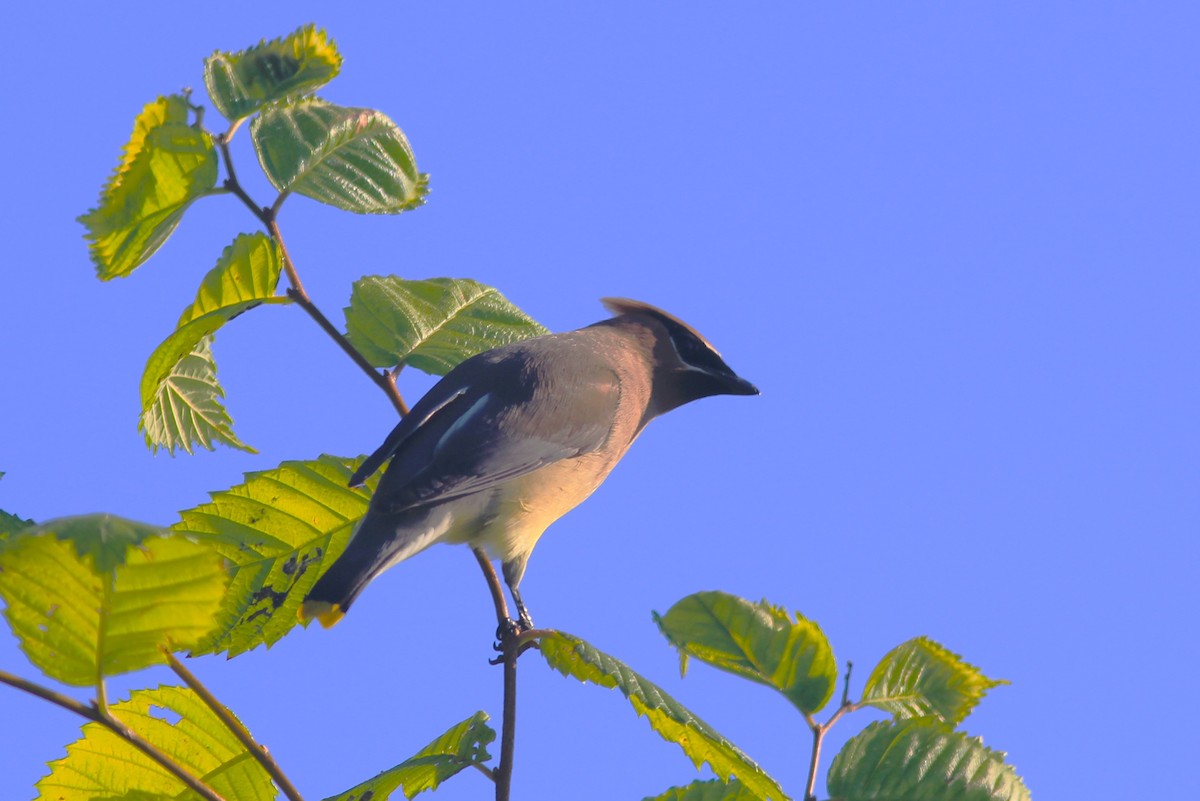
<box><xmin>180</xmin><ymin>233</ymin><xmax>284</xmax><ymax>323</ymax></box>
<box><xmin>205</xmin><ymin>24</ymin><xmax>342</xmax><ymax>121</ymax></box>
<box><xmin>322</xmin><ymin>712</ymin><xmax>494</xmax><ymax>800</ymax></box>
<box><xmin>654</xmin><ymin>591</ymin><xmax>838</xmax><ymax>715</ymax></box>
<box><xmin>139</xmin><ymin>234</ymin><xmax>288</xmax><ymax>455</ymax></box>
<box><xmin>643</xmin><ymin>779</ymin><xmax>760</xmax><ymax>801</ymax></box>
<box><xmin>862</xmin><ymin>637</ymin><xmax>1006</xmax><ymax>726</ymax></box>
<box><xmin>37</xmin><ymin>685</ymin><xmax>276</xmax><ymax>801</ymax></box>
<box><xmin>0</xmin><ymin>515</ymin><xmax>227</xmax><ymax>685</ymax></box>
<box><xmin>79</xmin><ymin>94</ymin><xmax>218</xmax><ymax>279</ymax></box>
<box><xmin>345</xmin><ymin>276</ymin><xmax>549</xmax><ymax>373</ymax></box>
<box><xmin>177</xmin><ymin>455</ymin><xmax>379</xmax><ymax>657</ymax></box>
<box><xmin>540</xmin><ymin>631</ymin><xmax>787</xmax><ymax>801</ymax></box>
<box><xmin>252</xmin><ymin>98</ymin><xmax>428</xmax><ymax>213</ymax></box>
<box><xmin>826</xmin><ymin>718</ymin><xmax>1030</xmax><ymax>801</ymax></box>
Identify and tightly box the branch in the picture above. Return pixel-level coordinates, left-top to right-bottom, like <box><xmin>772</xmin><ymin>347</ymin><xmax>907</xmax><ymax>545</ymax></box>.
<box><xmin>214</xmin><ymin>133</ymin><xmax>410</xmax><ymax>417</ymax></box>
<box><xmin>162</xmin><ymin>649</ymin><xmax>305</xmax><ymax>801</ymax></box>
<box><xmin>803</xmin><ymin>660</ymin><xmax>862</xmax><ymax>801</ymax></box>
<box><xmin>472</xmin><ymin>549</ymin><xmax>521</xmax><ymax>801</ymax></box>
<box><xmin>0</xmin><ymin>669</ymin><xmax>227</xmax><ymax>801</ymax></box>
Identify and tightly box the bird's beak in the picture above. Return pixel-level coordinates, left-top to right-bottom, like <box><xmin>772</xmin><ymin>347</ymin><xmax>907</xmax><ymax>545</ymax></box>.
<box><xmin>723</xmin><ymin>373</ymin><xmax>760</xmax><ymax>396</ymax></box>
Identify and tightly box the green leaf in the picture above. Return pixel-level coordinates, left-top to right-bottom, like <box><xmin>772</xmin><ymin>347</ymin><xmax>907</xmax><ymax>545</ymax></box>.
<box><xmin>540</xmin><ymin>631</ymin><xmax>787</xmax><ymax>801</ymax></box>
<box><xmin>0</xmin><ymin>515</ymin><xmax>227</xmax><ymax>685</ymax></box>
<box><xmin>80</xmin><ymin>94</ymin><xmax>218</xmax><ymax>279</ymax></box>
<box><xmin>826</xmin><ymin>718</ymin><xmax>1030</xmax><ymax>801</ymax></box>
<box><xmin>139</xmin><ymin>234</ymin><xmax>289</xmax><ymax>455</ymax></box>
<box><xmin>322</xmin><ymin>712</ymin><xmax>495</xmax><ymax>800</ymax></box>
<box><xmin>654</xmin><ymin>591</ymin><xmax>838</xmax><ymax>715</ymax></box>
<box><xmin>345</xmin><ymin>276</ymin><xmax>549</xmax><ymax>373</ymax></box>
<box><xmin>205</xmin><ymin>24</ymin><xmax>342</xmax><ymax>121</ymax></box>
<box><xmin>0</xmin><ymin>509</ymin><xmax>34</xmax><ymax>540</ymax></box>
<box><xmin>179</xmin><ymin>233</ymin><xmax>285</xmax><ymax>323</ymax></box>
<box><xmin>252</xmin><ymin>98</ymin><xmax>429</xmax><ymax>213</ymax></box>
<box><xmin>643</xmin><ymin>779</ymin><xmax>761</xmax><ymax>801</ymax></box>
<box><xmin>177</xmin><ymin>455</ymin><xmax>379</xmax><ymax>657</ymax></box>
<box><xmin>862</xmin><ymin>637</ymin><xmax>1006</xmax><ymax>726</ymax></box>
<box><xmin>37</xmin><ymin>685</ymin><xmax>276</xmax><ymax>801</ymax></box>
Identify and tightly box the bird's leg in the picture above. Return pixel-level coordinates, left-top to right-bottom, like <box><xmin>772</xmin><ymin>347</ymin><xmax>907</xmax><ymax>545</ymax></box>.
<box><xmin>510</xmin><ymin>586</ymin><xmax>534</xmax><ymax>632</ymax></box>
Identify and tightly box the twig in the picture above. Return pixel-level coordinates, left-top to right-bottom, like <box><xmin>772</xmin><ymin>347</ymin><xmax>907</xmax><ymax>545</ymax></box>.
<box><xmin>162</xmin><ymin>649</ymin><xmax>305</xmax><ymax>801</ymax></box>
<box><xmin>803</xmin><ymin>660</ymin><xmax>863</xmax><ymax>801</ymax></box>
<box><xmin>472</xmin><ymin>548</ymin><xmax>520</xmax><ymax>801</ymax></box>
<box><xmin>0</xmin><ymin>669</ymin><xmax>227</xmax><ymax>801</ymax></box>
<box><xmin>215</xmin><ymin>136</ymin><xmax>410</xmax><ymax>417</ymax></box>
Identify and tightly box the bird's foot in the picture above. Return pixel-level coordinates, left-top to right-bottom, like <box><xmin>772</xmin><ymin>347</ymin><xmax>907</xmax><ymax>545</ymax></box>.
<box><xmin>489</xmin><ymin>617</ymin><xmax>524</xmax><ymax>663</ymax></box>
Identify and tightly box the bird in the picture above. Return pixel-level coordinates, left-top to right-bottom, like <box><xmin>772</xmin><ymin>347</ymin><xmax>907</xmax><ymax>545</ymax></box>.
<box><xmin>300</xmin><ymin>298</ymin><xmax>758</xmax><ymax>630</ymax></box>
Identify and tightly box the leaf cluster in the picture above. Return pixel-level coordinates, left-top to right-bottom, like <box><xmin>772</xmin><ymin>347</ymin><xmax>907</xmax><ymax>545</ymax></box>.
<box><xmin>2</xmin><ymin>23</ymin><xmax>1030</xmax><ymax>801</ymax></box>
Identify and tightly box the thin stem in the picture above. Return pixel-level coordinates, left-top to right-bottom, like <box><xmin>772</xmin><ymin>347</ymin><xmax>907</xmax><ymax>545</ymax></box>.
<box><xmin>213</xmin><ymin>138</ymin><xmax>410</xmax><ymax>417</ymax></box>
<box><xmin>473</xmin><ymin>548</ymin><xmax>510</xmax><ymax>623</ymax></box>
<box><xmin>803</xmin><ymin>660</ymin><xmax>863</xmax><ymax>800</ymax></box>
<box><xmin>472</xmin><ymin>549</ymin><xmax>519</xmax><ymax>801</ymax></box>
<box><xmin>803</xmin><ymin>724</ymin><xmax>823</xmax><ymax>801</ymax></box>
<box><xmin>0</xmin><ymin>670</ymin><xmax>227</xmax><ymax>801</ymax></box>
<box><xmin>162</xmin><ymin>650</ymin><xmax>305</xmax><ymax>801</ymax></box>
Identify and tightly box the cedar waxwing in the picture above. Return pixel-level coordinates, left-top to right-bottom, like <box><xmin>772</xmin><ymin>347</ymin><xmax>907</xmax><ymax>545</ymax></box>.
<box><xmin>301</xmin><ymin>298</ymin><xmax>758</xmax><ymax>629</ymax></box>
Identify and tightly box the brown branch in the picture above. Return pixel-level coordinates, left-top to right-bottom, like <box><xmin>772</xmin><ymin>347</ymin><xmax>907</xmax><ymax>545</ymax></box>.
<box><xmin>803</xmin><ymin>660</ymin><xmax>862</xmax><ymax>801</ymax></box>
<box><xmin>0</xmin><ymin>669</ymin><xmax>227</xmax><ymax>801</ymax></box>
<box><xmin>472</xmin><ymin>549</ymin><xmax>521</xmax><ymax>801</ymax></box>
<box><xmin>215</xmin><ymin>135</ymin><xmax>410</xmax><ymax>417</ymax></box>
<box><xmin>162</xmin><ymin>650</ymin><xmax>305</xmax><ymax>801</ymax></box>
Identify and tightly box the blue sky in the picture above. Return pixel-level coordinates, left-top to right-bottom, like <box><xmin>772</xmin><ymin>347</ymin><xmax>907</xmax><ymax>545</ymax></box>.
<box><xmin>2</xmin><ymin>3</ymin><xmax>1197</xmax><ymax>799</ymax></box>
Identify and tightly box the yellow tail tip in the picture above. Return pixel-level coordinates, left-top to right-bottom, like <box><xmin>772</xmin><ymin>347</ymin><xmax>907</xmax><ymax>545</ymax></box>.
<box><xmin>299</xmin><ymin>601</ymin><xmax>345</xmax><ymax>629</ymax></box>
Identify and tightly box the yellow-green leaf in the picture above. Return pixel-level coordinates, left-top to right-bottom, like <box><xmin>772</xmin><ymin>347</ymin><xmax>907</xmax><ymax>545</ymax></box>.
<box><xmin>0</xmin><ymin>515</ymin><xmax>227</xmax><ymax>685</ymax></box>
<box><xmin>861</xmin><ymin>637</ymin><xmax>1006</xmax><ymax>726</ymax></box>
<box><xmin>654</xmin><ymin>591</ymin><xmax>838</xmax><ymax>715</ymax></box>
<box><xmin>826</xmin><ymin>718</ymin><xmax>1030</xmax><ymax>801</ymax></box>
<box><xmin>205</xmin><ymin>24</ymin><xmax>342</xmax><ymax>121</ymax></box>
<box><xmin>139</xmin><ymin>234</ymin><xmax>288</xmax><ymax>455</ymax></box>
<box><xmin>322</xmin><ymin>712</ymin><xmax>494</xmax><ymax>800</ymax></box>
<box><xmin>252</xmin><ymin>98</ymin><xmax>428</xmax><ymax>214</ymax></box>
<box><xmin>79</xmin><ymin>95</ymin><xmax>218</xmax><ymax>279</ymax></box>
<box><xmin>540</xmin><ymin>631</ymin><xmax>787</xmax><ymax>801</ymax></box>
<box><xmin>345</xmin><ymin>276</ymin><xmax>550</xmax><ymax>373</ymax></box>
<box><xmin>37</xmin><ymin>685</ymin><xmax>276</xmax><ymax>801</ymax></box>
<box><xmin>643</xmin><ymin>779</ymin><xmax>761</xmax><ymax>801</ymax></box>
<box><xmin>177</xmin><ymin>455</ymin><xmax>378</xmax><ymax>657</ymax></box>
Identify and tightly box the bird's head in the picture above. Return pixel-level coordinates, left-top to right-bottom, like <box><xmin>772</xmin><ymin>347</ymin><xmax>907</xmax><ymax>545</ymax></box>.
<box><xmin>601</xmin><ymin>298</ymin><xmax>759</xmax><ymax>413</ymax></box>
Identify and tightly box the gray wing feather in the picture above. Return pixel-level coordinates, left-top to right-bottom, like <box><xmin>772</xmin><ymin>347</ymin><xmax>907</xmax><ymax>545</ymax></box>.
<box><xmin>364</xmin><ymin>339</ymin><xmax>622</xmax><ymax>515</ymax></box>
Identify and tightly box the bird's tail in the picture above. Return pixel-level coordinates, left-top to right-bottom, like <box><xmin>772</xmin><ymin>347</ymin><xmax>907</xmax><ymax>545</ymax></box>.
<box><xmin>299</xmin><ymin>509</ymin><xmax>449</xmax><ymax>628</ymax></box>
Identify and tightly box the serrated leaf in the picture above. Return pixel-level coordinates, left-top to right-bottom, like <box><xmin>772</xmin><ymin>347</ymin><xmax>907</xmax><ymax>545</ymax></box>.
<box><xmin>80</xmin><ymin>95</ymin><xmax>218</xmax><ymax>279</ymax></box>
<box><xmin>0</xmin><ymin>515</ymin><xmax>227</xmax><ymax>685</ymax></box>
<box><xmin>344</xmin><ymin>276</ymin><xmax>550</xmax><ymax>373</ymax></box>
<box><xmin>38</xmin><ymin>685</ymin><xmax>276</xmax><ymax>801</ymax></box>
<box><xmin>139</xmin><ymin>336</ymin><xmax>256</xmax><ymax>455</ymax></box>
<box><xmin>176</xmin><ymin>455</ymin><xmax>378</xmax><ymax>657</ymax></box>
<box><xmin>180</xmin><ymin>233</ymin><xmax>284</xmax><ymax>324</ymax></box>
<box><xmin>139</xmin><ymin>234</ymin><xmax>288</xmax><ymax>455</ymax></box>
<box><xmin>540</xmin><ymin>631</ymin><xmax>787</xmax><ymax>801</ymax></box>
<box><xmin>322</xmin><ymin>712</ymin><xmax>494</xmax><ymax>801</ymax></box>
<box><xmin>205</xmin><ymin>24</ymin><xmax>342</xmax><ymax>121</ymax></box>
<box><xmin>643</xmin><ymin>779</ymin><xmax>760</xmax><ymax>801</ymax></box>
<box><xmin>0</xmin><ymin>509</ymin><xmax>34</xmax><ymax>540</ymax></box>
<box><xmin>862</xmin><ymin>637</ymin><xmax>1005</xmax><ymax>726</ymax></box>
<box><xmin>826</xmin><ymin>718</ymin><xmax>1030</xmax><ymax>801</ymax></box>
<box><xmin>654</xmin><ymin>591</ymin><xmax>838</xmax><ymax>715</ymax></box>
<box><xmin>252</xmin><ymin>98</ymin><xmax>428</xmax><ymax>213</ymax></box>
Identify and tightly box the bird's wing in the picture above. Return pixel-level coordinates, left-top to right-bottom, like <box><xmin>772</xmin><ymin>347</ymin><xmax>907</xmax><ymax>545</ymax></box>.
<box><xmin>359</xmin><ymin>342</ymin><xmax>623</xmax><ymax>515</ymax></box>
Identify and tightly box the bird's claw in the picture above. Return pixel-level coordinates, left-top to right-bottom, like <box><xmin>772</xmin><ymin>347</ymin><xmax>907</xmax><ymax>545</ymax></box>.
<box><xmin>489</xmin><ymin>616</ymin><xmax>529</xmax><ymax>663</ymax></box>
